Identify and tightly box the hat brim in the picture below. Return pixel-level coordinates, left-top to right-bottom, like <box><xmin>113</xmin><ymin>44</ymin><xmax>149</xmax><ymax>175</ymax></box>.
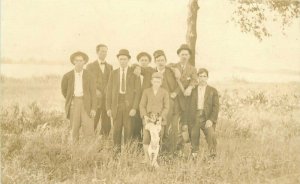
<box><xmin>70</xmin><ymin>52</ymin><xmax>89</xmax><ymax>65</ymax></box>
<box><xmin>177</xmin><ymin>48</ymin><xmax>192</xmax><ymax>55</ymax></box>
<box><xmin>117</xmin><ymin>54</ymin><xmax>131</xmax><ymax>59</ymax></box>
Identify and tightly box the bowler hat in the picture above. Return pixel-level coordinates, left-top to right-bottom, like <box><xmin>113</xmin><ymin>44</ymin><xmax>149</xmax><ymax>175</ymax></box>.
<box><xmin>116</xmin><ymin>49</ymin><xmax>131</xmax><ymax>59</ymax></box>
<box><xmin>153</xmin><ymin>50</ymin><xmax>166</xmax><ymax>59</ymax></box>
<box><xmin>70</xmin><ymin>51</ymin><xmax>89</xmax><ymax>65</ymax></box>
<box><xmin>152</xmin><ymin>72</ymin><xmax>163</xmax><ymax>79</ymax></box>
<box><xmin>137</xmin><ymin>52</ymin><xmax>152</xmax><ymax>62</ymax></box>
<box><xmin>177</xmin><ymin>44</ymin><xmax>192</xmax><ymax>55</ymax></box>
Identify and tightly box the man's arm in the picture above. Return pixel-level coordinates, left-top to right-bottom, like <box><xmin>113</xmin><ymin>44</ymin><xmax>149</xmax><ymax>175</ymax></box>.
<box><xmin>139</xmin><ymin>90</ymin><xmax>148</xmax><ymax>118</ymax></box>
<box><xmin>106</xmin><ymin>72</ymin><xmax>113</xmax><ymax>111</ymax></box>
<box><xmin>89</xmin><ymin>74</ymin><xmax>97</xmax><ymax>111</ymax></box>
<box><xmin>133</xmin><ymin>76</ymin><xmax>142</xmax><ymax>110</ymax></box>
<box><xmin>61</xmin><ymin>74</ymin><xmax>68</xmax><ymax>99</ymax></box>
<box><xmin>161</xmin><ymin>91</ymin><xmax>170</xmax><ymax>122</ymax></box>
<box><xmin>208</xmin><ymin>89</ymin><xmax>219</xmax><ymax>123</ymax></box>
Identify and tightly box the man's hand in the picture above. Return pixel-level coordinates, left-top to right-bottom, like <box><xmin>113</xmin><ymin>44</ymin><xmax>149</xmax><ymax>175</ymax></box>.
<box><xmin>107</xmin><ymin>109</ymin><xmax>112</xmax><ymax>117</ymax></box>
<box><xmin>90</xmin><ymin>110</ymin><xmax>96</xmax><ymax>118</ymax></box>
<box><xmin>96</xmin><ymin>90</ymin><xmax>102</xmax><ymax>97</ymax></box>
<box><xmin>205</xmin><ymin>120</ymin><xmax>213</xmax><ymax>128</ymax></box>
<box><xmin>133</xmin><ymin>66</ymin><xmax>141</xmax><ymax>77</ymax></box>
<box><xmin>170</xmin><ymin>92</ymin><xmax>177</xmax><ymax>99</ymax></box>
<box><xmin>184</xmin><ymin>86</ymin><xmax>193</xmax><ymax>96</ymax></box>
<box><xmin>129</xmin><ymin>109</ymin><xmax>136</xmax><ymax>117</ymax></box>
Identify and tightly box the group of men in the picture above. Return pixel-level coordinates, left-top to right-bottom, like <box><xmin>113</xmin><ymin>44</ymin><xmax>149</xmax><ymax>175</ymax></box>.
<box><xmin>61</xmin><ymin>43</ymin><xmax>219</xmax><ymax>166</ymax></box>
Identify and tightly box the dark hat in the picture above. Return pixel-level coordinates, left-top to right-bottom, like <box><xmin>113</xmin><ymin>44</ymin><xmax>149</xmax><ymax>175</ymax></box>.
<box><xmin>177</xmin><ymin>44</ymin><xmax>192</xmax><ymax>55</ymax></box>
<box><xmin>116</xmin><ymin>49</ymin><xmax>131</xmax><ymax>59</ymax></box>
<box><xmin>152</xmin><ymin>72</ymin><xmax>163</xmax><ymax>79</ymax></box>
<box><xmin>70</xmin><ymin>51</ymin><xmax>89</xmax><ymax>65</ymax></box>
<box><xmin>137</xmin><ymin>52</ymin><xmax>152</xmax><ymax>62</ymax></box>
<box><xmin>153</xmin><ymin>50</ymin><xmax>166</xmax><ymax>59</ymax></box>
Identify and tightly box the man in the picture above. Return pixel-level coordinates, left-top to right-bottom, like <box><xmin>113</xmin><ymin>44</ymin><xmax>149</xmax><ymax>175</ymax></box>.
<box><xmin>139</xmin><ymin>72</ymin><xmax>169</xmax><ymax>166</ymax></box>
<box><xmin>189</xmin><ymin>68</ymin><xmax>219</xmax><ymax>158</ymax></box>
<box><xmin>132</xmin><ymin>52</ymin><xmax>152</xmax><ymax>143</ymax></box>
<box><xmin>61</xmin><ymin>51</ymin><xmax>97</xmax><ymax>143</ymax></box>
<box><xmin>152</xmin><ymin>50</ymin><xmax>180</xmax><ymax>152</ymax></box>
<box><xmin>86</xmin><ymin>44</ymin><xmax>113</xmax><ymax>136</ymax></box>
<box><xmin>106</xmin><ymin>49</ymin><xmax>140</xmax><ymax>153</ymax></box>
<box><xmin>170</xmin><ymin>44</ymin><xmax>198</xmax><ymax>126</ymax></box>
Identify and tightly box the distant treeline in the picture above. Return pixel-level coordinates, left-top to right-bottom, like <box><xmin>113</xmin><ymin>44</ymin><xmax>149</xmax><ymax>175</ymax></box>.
<box><xmin>1</xmin><ymin>57</ymin><xmax>64</xmax><ymax>65</ymax></box>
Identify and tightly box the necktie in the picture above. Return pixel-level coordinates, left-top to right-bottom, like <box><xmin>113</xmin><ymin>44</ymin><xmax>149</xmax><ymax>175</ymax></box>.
<box><xmin>179</xmin><ymin>65</ymin><xmax>184</xmax><ymax>74</ymax></box>
<box><xmin>121</xmin><ymin>68</ymin><xmax>125</xmax><ymax>93</ymax></box>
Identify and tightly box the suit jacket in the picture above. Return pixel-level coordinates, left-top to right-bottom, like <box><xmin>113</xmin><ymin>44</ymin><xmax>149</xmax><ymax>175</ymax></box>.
<box><xmin>106</xmin><ymin>67</ymin><xmax>140</xmax><ymax>119</ymax></box>
<box><xmin>157</xmin><ymin>67</ymin><xmax>178</xmax><ymax>94</ymax></box>
<box><xmin>172</xmin><ymin>62</ymin><xmax>198</xmax><ymax>111</ymax></box>
<box><xmin>86</xmin><ymin>61</ymin><xmax>113</xmax><ymax>107</ymax></box>
<box><xmin>138</xmin><ymin>66</ymin><xmax>178</xmax><ymax>93</ymax></box>
<box><xmin>61</xmin><ymin>69</ymin><xmax>97</xmax><ymax>119</ymax></box>
<box><xmin>139</xmin><ymin>87</ymin><xmax>169</xmax><ymax>125</ymax></box>
<box><xmin>189</xmin><ymin>85</ymin><xmax>219</xmax><ymax>124</ymax></box>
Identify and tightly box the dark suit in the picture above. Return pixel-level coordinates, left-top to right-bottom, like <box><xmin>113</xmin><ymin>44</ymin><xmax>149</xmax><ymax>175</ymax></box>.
<box><xmin>132</xmin><ymin>66</ymin><xmax>153</xmax><ymax>143</ymax></box>
<box><xmin>61</xmin><ymin>69</ymin><xmax>97</xmax><ymax>142</ymax></box>
<box><xmin>172</xmin><ymin>62</ymin><xmax>198</xmax><ymax>116</ymax></box>
<box><xmin>106</xmin><ymin>67</ymin><xmax>140</xmax><ymax>151</ymax></box>
<box><xmin>86</xmin><ymin>61</ymin><xmax>113</xmax><ymax>135</ymax></box>
<box><xmin>61</xmin><ymin>70</ymin><xmax>97</xmax><ymax>119</ymax></box>
<box><xmin>189</xmin><ymin>85</ymin><xmax>219</xmax><ymax>154</ymax></box>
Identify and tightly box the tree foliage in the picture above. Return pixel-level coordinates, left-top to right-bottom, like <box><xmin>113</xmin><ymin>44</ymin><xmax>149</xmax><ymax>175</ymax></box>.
<box><xmin>230</xmin><ymin>0</ymin><xmax>300</xmax><ymax>40</ymax></box>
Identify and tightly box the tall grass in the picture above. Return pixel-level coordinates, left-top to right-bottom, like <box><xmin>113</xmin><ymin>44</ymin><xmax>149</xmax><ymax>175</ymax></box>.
<box><xmin>1</xmin><ymin>81</ymin><xmax>300</xmax><ymax>183</ymax></box>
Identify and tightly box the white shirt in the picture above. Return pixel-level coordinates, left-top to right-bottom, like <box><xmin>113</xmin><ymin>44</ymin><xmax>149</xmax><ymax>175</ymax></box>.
<box><xmin>74</xmin><ymin>70</ymin><xmax>84</xmax><ymax>97</ymax></box>
<box><xmin>98</xmin><ymin>59</ymin><xmax>106</xmax><ymax>73</ymax></box>
<box><xmin>197</xmin><ymin>85</ymin><xmax>207</xmax><ymax>110</ymax></box>
<box><xmin>140</xmin><ymin>75</ymin><xmax>144</xmax><ymax>86</ymax></box>
<box><xmin>119</xmin><ymin>67</ymin><xmax>128</xmax><ymax>94</ymax></box>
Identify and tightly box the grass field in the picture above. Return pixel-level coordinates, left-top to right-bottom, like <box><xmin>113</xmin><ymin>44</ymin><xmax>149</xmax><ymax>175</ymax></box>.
<box><xmin>1</xmin><ymin>75</ymin><xmax>300</xmax><ymax>183</ymax></box>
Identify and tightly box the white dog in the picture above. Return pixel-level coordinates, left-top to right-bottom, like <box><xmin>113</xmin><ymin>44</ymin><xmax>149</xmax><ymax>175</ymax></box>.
<box><xmin>145</xmin><ymin>113</ymin><xmax>162</xmax><ymax>168</ymax></box>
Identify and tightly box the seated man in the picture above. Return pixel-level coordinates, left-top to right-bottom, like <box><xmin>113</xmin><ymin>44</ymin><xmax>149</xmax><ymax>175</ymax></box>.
<box><xmin>189</xmin><ymin>68</ymin><xmax>219</xmax><ymax>159</ymax></box>
<box><xmin>139</xmin><ymin>72</ymin><xmax>169</xmax><ymax>167</ymax></box>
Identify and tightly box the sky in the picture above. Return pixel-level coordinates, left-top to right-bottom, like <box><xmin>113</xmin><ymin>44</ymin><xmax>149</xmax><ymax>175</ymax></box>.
<box><xmin>1</xmin><ymin>0</ymin><xmax>300</xmax><ymax>81</ymax></box>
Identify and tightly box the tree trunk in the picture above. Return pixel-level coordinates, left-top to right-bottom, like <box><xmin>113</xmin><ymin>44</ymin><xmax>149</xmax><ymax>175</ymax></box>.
<box><xmin>186</xmin><ymin>0</ymin><xmax>199</xmax><ymax>66</ymax></box>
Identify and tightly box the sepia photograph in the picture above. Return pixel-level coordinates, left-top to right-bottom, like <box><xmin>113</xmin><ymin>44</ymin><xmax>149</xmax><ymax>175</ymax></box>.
<box><xmin>1</xmin><ymin>0</ymin><xmax>300</xmax><ymax>183</ymax></box>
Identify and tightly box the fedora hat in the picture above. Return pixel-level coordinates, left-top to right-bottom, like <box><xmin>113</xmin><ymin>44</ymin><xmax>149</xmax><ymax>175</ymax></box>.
<box><xmin>137</xmin><ymin>52</ymin><xmax>152</xmax><ymax>62</ymax></box>
<box><xmin>153</xmin><ymin>50</ymin><xmax>166</xmax><ymax>59</ymax></box>
<box><xmin>116</xmin><ymin>49</ymin><xmax>131</xmax><ymax>59</ymax></box>
<box><xmin>177</xmin><ymin>44</ymin><xmax>192</xmax><ymax>55</ymax></box>
<box><xmin>70</xmin><ymin>51</ymin><xmax>89</xmax><ymax>65</ymax></box>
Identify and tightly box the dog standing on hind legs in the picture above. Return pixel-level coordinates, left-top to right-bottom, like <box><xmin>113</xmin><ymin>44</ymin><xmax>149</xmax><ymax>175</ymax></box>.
<box><xmin>145</xmin><ymin>114</ymin><xmax>162</xmax><ymax>168</ymax></box>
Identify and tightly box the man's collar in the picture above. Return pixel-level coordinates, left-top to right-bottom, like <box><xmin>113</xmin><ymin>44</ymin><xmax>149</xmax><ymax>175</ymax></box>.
<box><xmin>120</xmin><ymin>66</ymin><xmax>128</xmax><ymax>72</ymax></box>
<box><xmin>74</xmin><ymin>69</ymin><xmax>83</xmax><ymax>75</ymax></box>
<box><xmin>157</xmin><ymin>67</ymin><xmax>165</xmax><ymax>73</ymax></box>
<box><xmin>198</xmin><ymin>84</ymin><xmax>207</xmax><ymax>89</ymax></box>
<box><xmin>98</xmin><ymin>58</ymin><xmax>106</xmax><ymax>65</ymax></box>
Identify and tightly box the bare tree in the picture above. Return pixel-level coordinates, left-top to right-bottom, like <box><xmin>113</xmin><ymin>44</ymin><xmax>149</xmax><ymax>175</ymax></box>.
<box><xmin>186</xmin><ymin>0</ymin><xmax>200</xmax><ymax>66</ymax></box>
<box><xmin>186</xmin><ymin>0</ymin><xmax>300</xmax><ymax>66</ymax></box>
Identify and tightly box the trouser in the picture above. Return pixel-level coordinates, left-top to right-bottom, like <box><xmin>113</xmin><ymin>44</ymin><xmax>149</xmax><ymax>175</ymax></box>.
<box><xmin>132</xmin><ymin>110</ymin><xmax>143</xmax><ymax>143</ymax></box>
<box><xmin>189</xmin><ymin>110</ymin><xmax>217</xmax><ymax>155</ymax></box>
<box><xmin>94</xmin><ymin>104</ymin><xmax>111</xmax><ymax>136</ymax></box>
<box><xmin>167</xmin><ymin>99</ymin><xmax>182</xmax><ymax>152</ymax></box>
<box><xmin>70</xmin><ymin>97</ymin><xmax>94</xmax><ymax>143</ymax></box>
<box><xmin>113</xmin><ymin>94</ymin><xmax>133</xmax><ymax>152</ymax></box>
